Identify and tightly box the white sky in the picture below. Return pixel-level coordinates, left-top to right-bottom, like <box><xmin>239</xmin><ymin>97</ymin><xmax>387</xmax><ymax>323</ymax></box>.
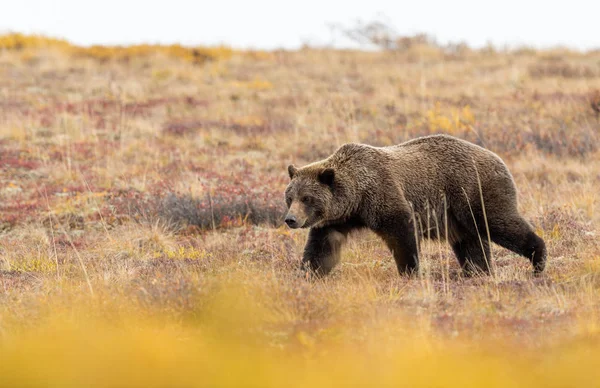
<box><xmin>1</xmin><ymin>0</ymin><xmax>599</xmax><ymax>50</ymax></box>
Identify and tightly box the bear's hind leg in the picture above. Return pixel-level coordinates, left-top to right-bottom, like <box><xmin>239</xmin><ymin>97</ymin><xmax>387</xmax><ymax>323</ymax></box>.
<box><xmin>488</xmin><ymin>216</ymin><xmax>547</xmax><ymax>274</ymax></box>
<box><xmin>302</xmin><ymin>226</ymin><xmax>348</xmax><ymax>276</ymax></box>
<box><xmin>452</xmin><ymin>237</ymin><xmax>491</xmax><ymax>276</ymax></box>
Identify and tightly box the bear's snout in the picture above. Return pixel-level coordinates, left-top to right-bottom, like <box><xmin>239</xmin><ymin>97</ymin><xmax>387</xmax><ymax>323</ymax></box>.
<box><xmin>285</xmin><ymin>201</ymin><xmax>308</xmax><ymax>228</ymax></box>
<box><xmin>284</xmin><ymin>214</ymin><xmax>299</xmax><ymax>228</ymax></box>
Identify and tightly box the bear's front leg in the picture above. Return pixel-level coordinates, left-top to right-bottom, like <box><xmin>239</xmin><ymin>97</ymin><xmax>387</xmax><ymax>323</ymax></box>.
<box><xmin>302</xmin><ymin>226</ymin><xmax>347</xmax><ymax>277</ymax></box>
<box><xmin>374</xmin><ymin>214</ymin><xmax>419</xmax><ymax>276</ymax></box>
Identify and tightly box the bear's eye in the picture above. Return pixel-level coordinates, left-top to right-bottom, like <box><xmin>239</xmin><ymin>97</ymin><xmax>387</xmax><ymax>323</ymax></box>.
<box><xmin>301</xmin><ymin>196</ymin><xmax>310</xmax><ymax>204</ymax></box>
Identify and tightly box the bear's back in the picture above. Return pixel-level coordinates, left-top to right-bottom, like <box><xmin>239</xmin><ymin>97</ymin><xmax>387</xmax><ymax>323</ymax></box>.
<box><xmin>374</xmin><ymin>135</ymin><xmax>514</xmax><ymax>209</ymax></box>
<box><xmin>329</xmin><ymin>135</ymin><xmax>512</xmax><ymax>199</ymax></box>
<box><xmin>387</xmin><ymin>135</ymin><xmax>509</xmax><ymax>178</ymax></box>
<box><xmin>389</xmin><ymin>134</ymin><xmax>493</xmax><ymax>160</ymax></box>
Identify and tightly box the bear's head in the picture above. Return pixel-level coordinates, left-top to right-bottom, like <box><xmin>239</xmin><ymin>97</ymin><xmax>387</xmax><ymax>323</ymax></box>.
<box><xmin>283</xmin><ymin>164</ymin><xmax>336</xmax><ymax>229</ymax></box>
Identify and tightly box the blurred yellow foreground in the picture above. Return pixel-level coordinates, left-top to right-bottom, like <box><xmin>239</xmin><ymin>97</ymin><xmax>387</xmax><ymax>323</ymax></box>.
<box><xmin>1</xmin><ymin>287</ymin><xmax>599</xmax><ymax>388</ymax></box>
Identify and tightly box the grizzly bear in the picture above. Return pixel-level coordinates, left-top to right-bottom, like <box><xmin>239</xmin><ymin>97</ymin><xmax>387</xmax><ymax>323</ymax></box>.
<box><xmin>284</xmin><ymin>134</ymin><xmax>546</xmax><ymax>277</ymax></box>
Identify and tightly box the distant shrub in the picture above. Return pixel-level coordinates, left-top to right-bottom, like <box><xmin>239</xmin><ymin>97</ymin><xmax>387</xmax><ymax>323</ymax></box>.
<box><xmin>162</xmin><ymin>117</ymin><xmax>293</xmax><ymax>137</ymax></box>
<box><xmin>160</xmin><ymin>192</ymin><xmax>285</xmax><ymax>231</ymax></box>
<box><xmin>333</xmin><ymin>20</ymin><xmax>473</xmax><ymax>61</ymax></box>
<box><xmin>465</xmin><ymin>122</ymin><xmax>598</xmax><ymax>158</ymax></box>
<box><xmin>526</xmin><ymin>124</ymin><xmax>598</xmax><ymax>157</ymax></box>
<box><xmin>529</xmin><ymin>61</ymin><xmax>599</xmax><ymax>79</ymax></box>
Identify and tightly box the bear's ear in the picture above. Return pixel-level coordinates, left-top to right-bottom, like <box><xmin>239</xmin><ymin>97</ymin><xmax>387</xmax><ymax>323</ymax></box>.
<box><xmin>318</xmin><ymin>168</ymin><xmax>335</xmax><ymax>186</ymax></box>
<box><xmin>288</xmin><ymin>165</ymin><xmax>298</xmax><ymax>180</ymax></box>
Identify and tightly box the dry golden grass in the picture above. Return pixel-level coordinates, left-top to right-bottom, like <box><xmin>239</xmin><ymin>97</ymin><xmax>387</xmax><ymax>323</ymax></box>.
<box><xmin>1</xmin><ymin>35</ymin><xmax>600</xmax><ymax>387</ymax></box>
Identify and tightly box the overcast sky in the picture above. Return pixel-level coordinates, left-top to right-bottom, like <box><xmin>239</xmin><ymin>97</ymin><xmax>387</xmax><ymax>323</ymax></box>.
<box><xmin>1</xmin><ymin>0</ymin><xmax>598</xmax><ymax>50</ymax></box>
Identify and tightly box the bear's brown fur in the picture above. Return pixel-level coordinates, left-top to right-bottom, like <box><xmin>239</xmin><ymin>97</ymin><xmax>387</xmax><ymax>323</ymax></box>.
<box><xmin>284</xmin><ymin>134</ymin><xmax>546</xmax><ymax>277</ymax></box>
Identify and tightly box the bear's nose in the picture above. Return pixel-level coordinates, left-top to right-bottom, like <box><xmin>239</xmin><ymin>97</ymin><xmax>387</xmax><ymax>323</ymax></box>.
<box><xmin>285</xmin><ymin>215</ymin><xmax>298</xmax><ymax>228</ymax></box>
